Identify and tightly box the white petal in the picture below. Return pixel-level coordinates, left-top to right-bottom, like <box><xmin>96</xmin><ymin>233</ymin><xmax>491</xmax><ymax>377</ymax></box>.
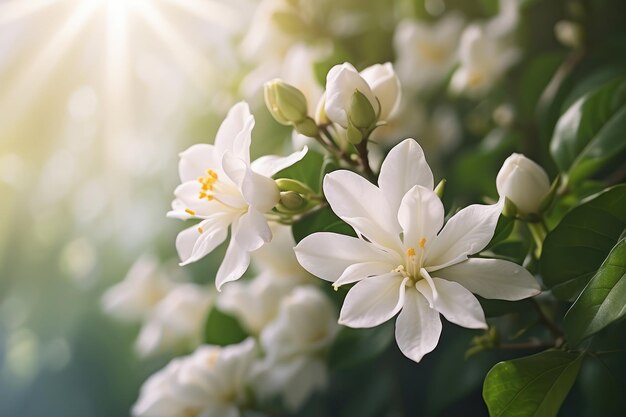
<box><xmin>171</xmin><ymin>181</ymin><xmax>224</xmax><ymax>218</ymax></box>
<box><xmin>398</xmin><ymin>185</ymin><xmax>444</xmax><ymax>249</ymax></box>
<box><xmin>338</xmin><ymin>273</ymin><xmax>406</xmax><ymax>328</ymax></box>
<box><xmin>294</xmin><ymin>232</ymin><xmax>399</xmax><ymax>282</ymax></box>
<box><xmin>421</xmin><ymin>277</ymin><xmax>487</xmax><ymax>329</ymax></box>
<box><xmin>378</xmin><ymin>139</ymin><xmax>434</xmax><ymax>215</ymax></box>
<box><xmin>177</xmin><ymin>217</ymin><xmax>230</xmax><ymax>266</ymax></box>
<box><xmin>178</xmin><ymin>144</ymin><xmax>221</xmax><ymax>183</ymax></box>
<box><xmin>251</xmin><ymin>147</ymin><xmax>308</xmax><ymax>178</ymax></box>
<box><xmin>324</xmin><ymin>63</ymin><xmax>378</xmax><ymax>128</ymax></box>
<box><xmin>223</xmin><ymin>152</ymin><xmax>279</xmax><ymax>212</ymax></box>
<box><xmin>395</xmin><ymin>289</ymin><xmax>442</xmax><ymax>362</ymax></box>
<box><xmin>436</xmin><ymin>258</ymin><xmax>541</xmax><ymax>300</ymax></box>
<box><xmin>425</xmin><ymin>200</ymin><xmax>503</xmax><ymax>271</ymax></box>
<box><xmin>216</xmin><ymin>237</ymin><xmax>251</xmax><ymax>291</ymax></box>
<box><xmin>334</xmin><ymin>261</ymin><xmax>397</xmax><ymax>287</ymax></box>
<box><xmin>359</xmin><ymin>62</ymin><xmax>401</xmax><ymax>120</ymax></box>
<box><xmin>234</xmin><ymin>208</ymin><xmax>272</xmax><ymax>252</ymax></box>
<box><xmin>214</xmin><ymin>101</ymin><xmax>254</xmax><ymax>163</ymax></box>
<box><xmin>324</xmin><ymin>170</ymin><xmax>401</xmax><ymax>251</ymax></box>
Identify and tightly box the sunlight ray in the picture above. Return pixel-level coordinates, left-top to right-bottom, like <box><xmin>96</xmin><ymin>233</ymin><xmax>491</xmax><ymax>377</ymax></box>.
<box><xmin>0</xmin><ymin>0</ymin><xmax>60</xmax><ymax>25</ymax></box>
<box><xmin>161</xmin><ymin>0</ymin><xmax>238</xmax><ymax>28</ymax></box>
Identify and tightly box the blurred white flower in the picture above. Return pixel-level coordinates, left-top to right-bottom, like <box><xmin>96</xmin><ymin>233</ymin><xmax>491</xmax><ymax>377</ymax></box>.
<box><xmin>450</xmin><ymin>0</ymin><xmax>521</xmax><ymax>97</ymax></box>
<box><xmin>324</xmin><ymin>62</ymin><xmax>401</xmax><ymax>128</ymax></box>
<box><xmin>136</xmin><ymin>283</ymin><xmax>212</xmax><ymax>358</ymax></box>
<box><xmin>101</xmin><ymin>255</ymin><xmax>172</xmax><ymax>322</ymax></box>
<box><xmin>496</xmin><ymin>153</ymin><xmax>551</xmax><ymax>215</ymax></box>
<box><xmin>133</xmin><ymin>338</ymin><xmax>257</xmax><ymax>417</ymax></box>
<box><xmin>168</xmin><ymin>102</ymin><xmax>307</xmax><ymax>290</ymax></box>
<box><xmin>295</xmin><ymin>139</ymin><xmax>540</xmax><ymax>362</ymax></box>
<box><xmin>255</xmin><ymin>286</ymin><xmax>338</xmax><ymax>410</ymax></box>
<box><xmin>394</xmin><ymin>13</ymin><xmax>464</xmax><ymax>92</ymax></box>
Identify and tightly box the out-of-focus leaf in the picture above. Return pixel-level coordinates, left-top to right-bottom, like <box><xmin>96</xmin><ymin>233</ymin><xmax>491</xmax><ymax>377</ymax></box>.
<box><xmin>328</xmin><ymin>321</ymin><xmax>394</xmax><ymax>370</ymax></box>
<box><xmin>541</xmin><ymin>184</ymin><xmax>626</xmax><ymax>300</ymax></box>
<box><xmin>550</xmin><ymin>77</ymin><xmax>626</xmax><ymax>184</ymax></box>
<box><xmin>519</xmin><ymin>53</ymin><xmax>565</xmax><ymax>120</ymax></box>
<box><xmin>478</xmin><ymin>297</ymin><xmax>532</xmax><ymax>318</ymax></box>
<box><xmin>292</xmin><ymin>206</ymin><xmax>355</xmax><ymax>243</ymax></box>
<box><xmin>203</xmin><ymin>307</ymin><xmax>247</xmax><ymax>346</ymax></box>
<box><xmin>483</xmin><ymin>350</ymin><xmax>583</xmax><ymax>417</ymax></box>
<box><xmin>484</xmin><ymin>215</ymin><xmax>515</xmax><ymax>251</ymax></box>
<box><xmin>564</xmin><ymin>238</ymin><xmax>626</xmax><ymax>345</ymax></box>
<box><xmin>275</xmin><ymin>150</ymin><xmax>325</xmax><ymax>192</ymax></box>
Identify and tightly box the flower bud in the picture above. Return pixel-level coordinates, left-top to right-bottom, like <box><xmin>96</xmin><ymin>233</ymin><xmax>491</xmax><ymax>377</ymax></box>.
<box><xmin>278</xmin><ymin>191</ymin><xmax>306</xmax><ymax>211</ymax></box>
<box><xmin>349</xmin><ymin>90</ymin><xmax>377</xmax><ymax>130</ymax></box>
<box><xmin>496</xmin><ymin>153</ymin><xmax>550</xmax><ymax>215</ymax></box>
<box><xmin>264</xmin><ymin>79</ymin><xmax>309</xmax><ymax>125</ymax></box>
<box><xmin>294</xmin><ymin>117</ymin><xmax>319</xmax><ymax>138</ymax></box>
<box><xmin>434</xmin><ymin>178</ymin><xmax>446</xmax><ymax>199</ymax></box>
<box><xmin>275</xmin><ymin>178</ymin><xmax>314</xmax><ymax>195</ymax></box>
<box><xmin>346</xmin><ymin>122</ymin><xmax>364</xmax><ymax>145</ymax></box>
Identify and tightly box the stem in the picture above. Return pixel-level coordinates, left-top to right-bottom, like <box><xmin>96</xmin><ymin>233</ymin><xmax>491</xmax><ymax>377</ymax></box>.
<box><xmin>355</xmin><ymin>140</ymin><xmax>376</xmax><ymax>181</ymax></box>
<box><xmin>528</xmin><ymin>221</ymin><xmax>548</xmax><ymax>259</ymax></box>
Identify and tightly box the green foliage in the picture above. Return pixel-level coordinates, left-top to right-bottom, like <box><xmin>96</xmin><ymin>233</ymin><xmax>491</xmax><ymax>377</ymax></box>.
<box><xmin>550</xmin><ymin>78</ymin><xmax>626</xmax><ymax>185</ymax></box>
<box><xmin>564</xmin><ymin>238</ymin><xmax>626</xmax><ymax>345</ymax></box>
<box><xmin>275</xmin><ymin>150</ymin><xmax>325</xmax><ymax>192</ymax></box>
<box><xmin>541</xmin><ymin>184</ymin><xmax>626</xmax><ymax>300</ymax></box>
<box><xmin>292</xmin><ymin>206</ymin><xmax>355</xmax><ymax>243</ymax></box>
<box><xmin>328</xmin><ymin>321</ymin><xmax>394</xmax><ymax>370</ymax></box>
<box><xmin>483</xmin><ymin>350</ymin><xmax>584</xmax><ymax>417</ymax></box>
<box><xmin>203</xmin><ymin>307</ymin><xmax>248</xmax><ymax>346</ymax></box>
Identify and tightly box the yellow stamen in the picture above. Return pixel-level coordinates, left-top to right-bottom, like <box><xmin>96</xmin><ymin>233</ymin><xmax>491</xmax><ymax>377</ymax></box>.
<box><xmin>185</xmin><ymin>208</ymin><xmax>196</xmax><ymax>216</ymax></box>
<box><xmin>406</xmin><ymin>247</ymin><xmax>416</xmax><ymax>257</ymax></box>
<box><xmin>197</xmin><ymin>227</ymin><xmax>203</xmax><ymax>234</ymax></box>
<box><xmin>207</xmin><ymin>169</ymin><xmax>218</xmax><ymax>179</ymax></box>
<box><xmin>419</xmin><ymin>238</ymin><xmax>427</xmax><ymax>248</ymax></box>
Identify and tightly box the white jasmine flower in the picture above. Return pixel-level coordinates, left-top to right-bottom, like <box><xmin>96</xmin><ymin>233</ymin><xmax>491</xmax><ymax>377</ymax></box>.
<box><xmin>255</xmin><ymin>286</ymin><xmax>338</xmax><ymax>410</ymax></box>
<box><xmin>394</xmin><ymin>13</ymin><xmax>464</xmax><ymax>92</ymax></box>
<box><xmin>132</xmin><ymin>338</ymin><xmax>257</xmax><ymax>417</ymax></box>
<box><xmin>324</xmin><ymin>62</ymin><xmax>401</xmax><ymax>128</ymax></box>
<box><xmin>101</xmin><ymin>254</ymin><xmax>172</xmax><ymax>322</ymax></box>
<box><xmin>496</xmin><ymin>153</ymin><xmax>551</xmax><ymax>215</ymax></box>
<box><xmin>450</xmin><ymin>0</ymin><xmax>521</xmax><ymax>97</ymax></box>
<box><xmin>136</xmin><ymin>283</ymin><xmax>212</xmax><ymax>358</ymax></box>
<box><xmin>295</xmin><ymin>139</ymin><xmax>540</xmax><ymax>362</ymax></box>
<box><xmin>168</xmin><ymin>102</ymin><xmax>307</xmax><ymax>290</ymax></box>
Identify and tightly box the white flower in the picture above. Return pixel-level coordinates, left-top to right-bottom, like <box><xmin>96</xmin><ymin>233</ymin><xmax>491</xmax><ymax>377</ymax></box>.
<box><xmin>254</xmin><ymin>286</ymin><xmax>338</xmax><ymax>410</ymax></box>
<box><xmin>496</xmin><ymin>153</ymin><xmax>551</xmax><ymax>215</ymax></box>
<box><xmin>168</xmin><ymin>101</ymin><xmax>307</xmax><ymax>290</ymax></box>
<box><xmin>132</xmin><ymin>339</ymin><xmax>257</xmax><ymax>417</ymax></box>
<box><xmin>450</xmin><ymin>0</ymin><xmax>521</xmax><ymax>97</ymax></box>
<box><xmin>101</xmin><ymin>254</ymin><xmax>172</xmax><ymax>322</ymax></box>
<box><xmin>394</xmin><ymin>13</ymin><xmax>464</xmax><ymax>92</ymax></box>
<box><xmin>295</xmin><ymin>139</ymin><xmax>540</xmax><ymax>362</ymax></box>
<box><xmin>136</xmin><ymin>283</ymin><xmax>212</xmax><ymax>358</ymax></box>
<box><xmin>324</xmin><ymin>62</ymin><xmax>401</xmax><ymax>128</ymax></box>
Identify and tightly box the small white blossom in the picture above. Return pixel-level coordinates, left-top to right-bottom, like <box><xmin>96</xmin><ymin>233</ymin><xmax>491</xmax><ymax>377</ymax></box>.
<box><xmin>254</xmin><ymin>286</ymin><xmax>338</xmax><ymax>410</ymax></box>
<box><xmin>394</xmin><ymin>13</ymin><xmax>465</xmax><ymax>92</ymax></box>
<box><xmin>136</xmin><ymin>283</ymin><xmax>212</xmax><ymax>358</ymax></box>
<box><xmin>496</xmin><ymin>153</ymin><xmax>551</xmax><ymax>215</ymax></box>
<box><xmin>295</xmin><ymin>139</ymin><xmax>540</xmax><ymax>362</ymax></box>
<box><xmin>324</xmin><ymin>62</ymin><xmax>401</xmax><ymax>128</ymax></box>
<box><xmin>132</xmin><ymin>339</ymin><xmax>257</xmax><ymax>417</ymax></box>
<box><xmin>168</xmin><ymin>102</ymin><xmax>307</xmax><ymax>290</ymax></box>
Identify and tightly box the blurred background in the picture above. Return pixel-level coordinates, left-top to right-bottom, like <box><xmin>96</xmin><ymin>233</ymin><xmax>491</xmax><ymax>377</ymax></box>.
<box><xmin>1</xmin><ymin>0</ymin><xmax>625</xmax><ymax>416</ymax></box>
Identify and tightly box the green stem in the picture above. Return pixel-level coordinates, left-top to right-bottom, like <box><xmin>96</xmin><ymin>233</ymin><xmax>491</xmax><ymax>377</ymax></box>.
<box><xmin>528</xmin><ymin>221</ymin><xmax>548</xmax><ymax>259</ymax></box>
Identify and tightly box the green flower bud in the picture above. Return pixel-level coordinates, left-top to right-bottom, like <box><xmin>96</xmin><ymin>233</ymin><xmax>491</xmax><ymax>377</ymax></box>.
<box><xmin>275</xmin><ymin>178</ymin><xmax>314</xmax><ymax>195</ymax></box>
<box><xmin>348</xmin><ymin>90</ymin><xmax>377</xmax><ymax>130</ymax></box>
<box><xmin>294</xmin><ymin>117</ymin><xmax>319</xmax><ymax>138</ymax></box>
<box><xmin>278</xmin><ymin>191</ymin><xmax>307</xmax><ymax>212</ymax></box>
<box><xmin>264</xmin><ymin>79</ymin><xmax>309</xmax><ymax>125</ymax></box>
<box><xmin>434</xmin><ymin>179</ymin><xmax>446</xmax><ymax>199</ymax></box>
<box><xmin>346</xmin><ymin>122</ymin><xmax>364</xmax><ymax>145</ymax></box>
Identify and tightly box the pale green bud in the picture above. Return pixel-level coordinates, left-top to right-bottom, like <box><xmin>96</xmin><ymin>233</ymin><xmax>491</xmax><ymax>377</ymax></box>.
<box><xmin>348</xmin><ymin>90</ymin><xmax>377</xmax><ymax>130</ymax></box>
<box><xmin>294</xmin><ymin>117</ymin><xmax>319</xmax><ymax>138</ymax></box>
<box><xmin>275</xmin><ymin>178</ymin><xmax>314</xmax><ymax>195</ymax></box>
<box><xmin>434</xmin><ymin>179</ymin><xmax>446</xmax><ymax>199</ymax></box>
<box><xmin>264</xmin><ymin>79</ymin><xmax>309</xmax><ymax>125</ymax></box>
<box><xmin>278</xmin><ymin>191</ymin><xmax>307</xmax><ymax>211</ymax></box>
<box><xmin>346</xmin><ymin>122</ymin><xmax>364</xmax><ymax>145</ymax></box>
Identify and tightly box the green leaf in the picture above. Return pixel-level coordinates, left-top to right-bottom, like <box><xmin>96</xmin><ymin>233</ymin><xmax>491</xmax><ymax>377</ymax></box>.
<box><xmin>328</xmin><ymin>321</ymin><xmax>394</xmax><ymax>370</ymax></box>
<box><xmin>541</xmin><ymin>184</ymin><xmax>626</xmax><ymax>300</ymax></box>
<box><xmin>203</xmin><ymin>307</ymin><xmax>248</xmax><ymax>346</ymax></box>
<box><xmin>564</xmin><ymin>238</ymin><xmax>626</xmax><ymax>345</ymax></box>
<box><xmin>274</xmin><ymin>150</ymin><xmax>325</xmax><ymax>192</ymax></box>
<box><xmin>550</xmin><ymin>77</ymin><xmax>626</xmax><ymax>185</ymax></box>
<box><xmin>483</xmin><ymin>350</ymin><xmax>584</xmax><ymax>417</ymax></box>
<box><xmin>292</xmin><ymin>206</ymin><xmax>355</xmax><ymax>243</ymax></box>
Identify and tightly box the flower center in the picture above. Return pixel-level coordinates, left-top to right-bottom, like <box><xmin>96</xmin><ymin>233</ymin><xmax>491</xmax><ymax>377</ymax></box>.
<box><xmin>198</xmin><ymin>169</ymin><xmax>220</xmax><ymax>201</ymax></box>
<box><xmin>394</xmin><ymin>237</ymin><xmax>428</xmax><ymax>286</ymax></box>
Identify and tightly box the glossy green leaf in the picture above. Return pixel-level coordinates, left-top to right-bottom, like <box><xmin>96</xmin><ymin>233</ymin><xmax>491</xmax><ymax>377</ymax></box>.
<box><xmin>564</xmin><ymin>238</ymin><xmax>626</xmax><ymax>345</ymax></box>
<box><xmin>292</xmin><ymin>206</ymin><xmax>355</xmax><ymax>243</ymax></box>
<box><xmin>483</xmin><ymin>350</ymin><xmax>583</xmax><ymax>417</ymax></box>
<box><xmin>550</xmin><ymin>77</ymin><xmax>626</xmax><ymax>184</ymax></box>
<box><xmin>275</xmin><ymin>150</ymin><xmax>325</xmax><ymax>192</ymax></box>
<box><xmin>541</xmin><ymin>184</ymin><xmax>626</xmax><ymax>300</ymax></box>
<box><xmin>203</xmin><ymin>307</ymin><xmax>247</xmax><ymax>346</ymax></box>
<box><xmin>328</xmin><ymin>321</ymin><xmax>394</xmax><ymax>370</ymax></box>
